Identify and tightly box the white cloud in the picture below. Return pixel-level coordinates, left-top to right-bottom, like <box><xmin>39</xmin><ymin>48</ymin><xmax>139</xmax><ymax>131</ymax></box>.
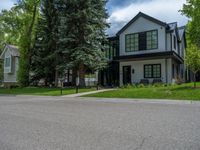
<box><xmin>107</xmin><ymin>0</ymin><xmax>188</xmax><ymax>36</ymax></box>
<box><xmin>0</xmin><ymin>0</ymin><xmax>15</xmax><ymax>11</ymax></box>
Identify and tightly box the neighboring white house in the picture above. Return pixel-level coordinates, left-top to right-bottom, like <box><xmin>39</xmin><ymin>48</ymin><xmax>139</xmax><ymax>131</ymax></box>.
<box><xmin>0</xmin><ymin>44</ymin><xmax>20</xmax><ymax>87</ymax></box>
<box><xmin>100</xmin><ymin>12</ymin><xmax>187</xmax><ymax>86</ymax></box>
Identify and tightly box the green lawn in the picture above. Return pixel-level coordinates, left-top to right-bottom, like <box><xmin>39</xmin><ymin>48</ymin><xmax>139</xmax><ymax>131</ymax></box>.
<box><xmin>84</xmin><ymin>82</ymin><xmax>200</xmax><ymax>100</ymax></box>
<box><xmin>0</xmin><ymin>87</ymin><xmax>95</xmax><ymax>96</ymax></box>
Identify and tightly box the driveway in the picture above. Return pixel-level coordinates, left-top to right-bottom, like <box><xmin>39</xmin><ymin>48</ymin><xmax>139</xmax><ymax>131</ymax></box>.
<box><xmin>0</xmin><ymin>96</ymin><xmax>200</xmax><ymax>150</ymax></box>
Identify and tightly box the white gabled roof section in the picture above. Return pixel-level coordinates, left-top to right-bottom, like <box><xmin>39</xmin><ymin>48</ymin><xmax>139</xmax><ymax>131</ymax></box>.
<box><xmin>0</xmin><ymin>44</ymin><xmax>20</xmax><ymax>59</ymax></box>
<box><xmin>117</xmin><ymin>12</ymin><xmax>168</xmax><ymax>36</ymax></box>
<box><xmin>178</xmin><ymin>26</ymin><xmax>186</xmax><ymax>41</ymax></box>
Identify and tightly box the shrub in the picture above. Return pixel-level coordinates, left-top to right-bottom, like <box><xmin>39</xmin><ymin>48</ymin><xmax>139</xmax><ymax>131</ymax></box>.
<box><xmin>120</xmin><ymin>84</ymin><xmax>137</xmax><ymax>89</ymax></box>
<box><xmin>152</xmin><ymin>83</ymin><xmax>163</xmax><ymax>87</ymax></box>
<box><xmin>10</xmin><ymin>85</ymin><xmax>20</xmax><ymax>89</ymax></box>
<box><xmin>137</xmin><ymin>83</ymin><xmax>145</xmax><ymax>88</ymax></box>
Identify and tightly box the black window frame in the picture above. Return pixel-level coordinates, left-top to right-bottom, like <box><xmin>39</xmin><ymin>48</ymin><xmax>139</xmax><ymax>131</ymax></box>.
<box><xmin>146</xmin><ymin>30</ymin><xmax>158</xmax><ymax>50</ymax></box>
<box><xmin>125</xmin><ymin>29</ymin><xmax>158</xmax><ymax>52</ymax></box>
<box><xmin>144</xmin><ymin>64</ymin><xmax>161</xmax><ymax>78</ymax></box>
<box><xmin>125</xmin><ymin>33</ymin><xmax>139</xmax><ymax>52</ymax></box>
<box><xmin>105</xmin><ymin>38</ymin><xmax>118</xmax><ymax>60</ymax></box>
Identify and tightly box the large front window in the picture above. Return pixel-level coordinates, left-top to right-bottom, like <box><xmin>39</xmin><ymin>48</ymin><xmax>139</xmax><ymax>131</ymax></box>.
<box><xmin>144</xmin><ymin>64</ymin><xmax>161</xmax><ymax>78</ymax></box>
<box><xmin>146</xmin><ymin>30</ymin><xmax>158</xmax><ymax>49</ymax></box>
<box><xmin>125</xmin><ymin>33</ymin><xmax>139</xmax><ymax>52</ymax></box>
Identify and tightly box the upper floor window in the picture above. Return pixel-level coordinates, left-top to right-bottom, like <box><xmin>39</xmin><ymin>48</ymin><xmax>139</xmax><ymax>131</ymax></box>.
<box><xmin>105</xmin><ymin>45</ymin><xmax>109</xmax><ymax>59</ymax></box>
<box><xmin>146</xmin><ymin>30</ymin><xmax>158</xmax><ymax>49</ymax></box>
<box><xmin>105</xmin><ymin>38</ymin><xmax>118</xmax><ymax>60</ymax></box>
<box><xmin>125</xmin><ymin>30</ymin><xmax>158</xmax><ymax>52</ymax></box>
<box><xmin>125</xmin><ymin>33</ymin><xmax>139</xmax><ymax>52</ymax></box>
<box><xmin>173</xmin><ymin>35</ymin><xmax>176</xmax><ymax>50</ymax></box>
<box><xmin>5</xmin><ymin>57</ymin><xmax>11</xmax><ymax>67</ymax></box>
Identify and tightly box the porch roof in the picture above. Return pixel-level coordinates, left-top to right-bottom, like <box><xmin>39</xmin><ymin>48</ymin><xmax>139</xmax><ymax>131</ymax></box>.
<box><xmin>114</xmin><ymin>51</ymin><xmax>184</xmax><ymax>63</ymax></box>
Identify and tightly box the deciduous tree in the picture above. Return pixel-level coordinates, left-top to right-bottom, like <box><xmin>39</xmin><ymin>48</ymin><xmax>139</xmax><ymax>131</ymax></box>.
<box><xmin>185</xmin><ymin>44</ymin><xmax>200</xmax><ymax>88</ymax></box>
<box><xmin>181</xmin><ymin>0</ymin><xmax>200</xmax><ymax>48</ymax></box>
<box><xmin>17</xmin><ymin>0</ymin><xmax>40</xmax><ymax>87</ymax></box>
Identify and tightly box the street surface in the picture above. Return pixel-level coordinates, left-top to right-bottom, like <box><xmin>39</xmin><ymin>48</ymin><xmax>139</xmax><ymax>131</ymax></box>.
<box><xmin>0</xmin><ymin>95</ymin><xmax>200</xmax><ymax>150</ymax></box>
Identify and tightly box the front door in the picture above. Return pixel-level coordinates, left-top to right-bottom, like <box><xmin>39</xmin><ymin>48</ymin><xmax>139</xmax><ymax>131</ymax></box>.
<box><xmin>123</xmin><ymin>66</ymin><xmax>131</xmax><ymax>85</ymax></box>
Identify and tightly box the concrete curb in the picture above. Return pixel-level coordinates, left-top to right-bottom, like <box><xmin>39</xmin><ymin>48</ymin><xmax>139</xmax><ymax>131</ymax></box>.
<box><xmin>70</xmin><ymin>97</ymin><xmax>200</xmax><ymax>105</ymax></box>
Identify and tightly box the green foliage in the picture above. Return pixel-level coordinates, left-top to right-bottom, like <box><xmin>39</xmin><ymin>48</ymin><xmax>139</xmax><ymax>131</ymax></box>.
<box><xmin>1</xmin><ymin>0</ymin><xmax>109</xmax><ymax>87</ymax></box>
<box><xmin>181</xmin><ymin>1</ymin><xmax>200</xmax><ymax>87</ymax></box>
<box><xmin>31</xmin><ymin>0</ymin><xmax>59</xmax><ymax>86</ymax></box>
<box><xmin>152</xmin><ymin>83</ymin><xmax>164</xmax><ymax>87</ymax></box>
<box><xmin>0</xmin><ymin>87</ymin><xmax>94</xmax><ymax>96</ymax></box>
<box><xmin>0</xmin><ymin>7</ymin><xmax>23</xmax><ymax>48</ymax></box>
<box><xmin>17</xmin><ymin>0</ymin><xmax>40</xmax><ymax>87</ymax></box>
<box><xmin>85</xmin><ymin>82</ymin><xmax>200</xmax><ymax>100</ymax></box>
<box><xmin>57</xmin><ymin>0</ymin><xmax>109</xmax><ymax>86</ymax></box>
<box><xmin>181</xmin><ymin>0</ymin><xmax>200</xmax><ymax>48</ymax></box>
<box><xmin>18</xmin><ymin>36</ymin><xmax>31</xmax><ymax>87</ymax></box>
<box><xmin>186</xmin><ymin>44</ymin><xmax>200</xmax><ymax>73</ymax></box>
<box><xmin>137</xmin><ymin>83</ymin><xmax>145</xmax><ymax>88</ymax></box>
<box><xmin>185</xmin><ymin>44</ymin><xmax>200</xmax><ymax>87</ymax></box>
<box><xmin>0</xmin><ymin>5</ymin><xmax>24</xmax><ymax>81</ymax></box>
<box><xmin>0</xmin><ymin>60</ymin><xmax>3</xmax><ymax>82</ymax></box>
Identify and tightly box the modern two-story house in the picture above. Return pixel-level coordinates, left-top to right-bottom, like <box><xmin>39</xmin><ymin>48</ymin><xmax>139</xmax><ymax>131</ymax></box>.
<box><xmin>99</xmin><ymin>12</ymin><xmax>187</xmax><ymax>86</ymax></box>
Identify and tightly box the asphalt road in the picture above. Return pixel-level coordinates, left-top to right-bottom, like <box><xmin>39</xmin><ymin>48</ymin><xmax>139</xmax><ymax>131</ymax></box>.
<box><xmin>0</xmin><ymin>96</ymin><xmax>200</xmax><ymax>150</ymax></box>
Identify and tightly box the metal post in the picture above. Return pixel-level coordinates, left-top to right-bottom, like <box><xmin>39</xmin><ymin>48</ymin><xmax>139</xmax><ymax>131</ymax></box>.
<box><xmin>76</xmin><ymin>71</ymin><xmax>79</xmax><ymax>93</ymax></box>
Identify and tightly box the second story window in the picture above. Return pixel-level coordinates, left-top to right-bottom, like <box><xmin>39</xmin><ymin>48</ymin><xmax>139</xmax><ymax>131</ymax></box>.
<box><xmin>5</xmin><ymin>57</ymin><xmax>11</xmax><ymax>67</ymax></box>
<box><xmin>125</xmin><ymin>33</ymin><xmax>139</xmax><ymax>52</ymax></box>
<box><xmin>146</xmin><ymin>30</ymin><xmax>158</xmax><ymax>50</ymax></box>
<box><xmin>105</xmin><ymin>44</ymin><xmax>109</xmax><ymax>59</ymax></box>
<box><xmin>173</xmin><ymin>35</ymin><xmax>176</xmax><ymax>50</ymax></box>
<box><xmin>125</xmin><ymin>30</ymin><xmax>158</xmax><ymax>52</ymax></box>
<box><xmin>105</xmin><ymin>38</ymin><xmax>118</xmax><ymax>60</ymax></box>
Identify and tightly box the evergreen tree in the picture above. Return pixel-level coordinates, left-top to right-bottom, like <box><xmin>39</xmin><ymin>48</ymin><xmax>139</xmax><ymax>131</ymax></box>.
<box><xmin>57</xmin><ymin>0</ymin><xmax>109</xmax><ymax>87</ymax></box>
<box><xmin>31</xmin><ymin>0</ymin><xmax>59</xmax><ymax>86</ymax></box>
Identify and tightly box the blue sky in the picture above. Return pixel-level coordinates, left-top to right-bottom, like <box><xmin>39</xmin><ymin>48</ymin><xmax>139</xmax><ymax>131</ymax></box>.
<box><xmin>0</xmin><ymin>0</ymin><xmax>188</xmax><ymax>36</ymax></box>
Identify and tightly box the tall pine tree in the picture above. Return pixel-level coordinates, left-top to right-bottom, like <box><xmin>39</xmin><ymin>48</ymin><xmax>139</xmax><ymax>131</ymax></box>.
<box><xmin>31</xmin><ymin>0</ymin><xmax>59</xmax><ymax>86</ymax></box>
<box><xmin>57</xmin><ymin>0</ymin><xmax>109</xmax><ymax>87</ymax></box>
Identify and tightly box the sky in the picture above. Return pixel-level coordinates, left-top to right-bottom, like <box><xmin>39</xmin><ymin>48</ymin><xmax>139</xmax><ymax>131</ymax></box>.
<box><xmin>0</xmin><ymin>0</ymin><xmax>188</xmax><ymax>36</ymax></box>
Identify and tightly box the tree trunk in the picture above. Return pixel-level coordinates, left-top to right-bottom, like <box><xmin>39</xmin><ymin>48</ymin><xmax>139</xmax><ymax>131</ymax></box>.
<box><xmin>55</xmin><ymin>69</ymin><xmax>58</xmax><ymax>87</ymax></box>
<box><xmin>194</xmin><ymin>73</ymin><xmax>196</xmax><ymax>88</ymax></box>
<box><xmin>72</xmin><ymin>68</ymin><xmax>77</xmax><ymax>86</ymax></box>
<box><xmin>79</xmin><ymin>63</ymin><xmax>86</xmax><ymax>87</ymax></box>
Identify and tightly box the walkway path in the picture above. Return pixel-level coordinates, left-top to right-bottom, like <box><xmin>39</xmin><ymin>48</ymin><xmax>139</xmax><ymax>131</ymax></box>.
<box><xmin>62</xmin><ymin>88</ymin><xmax>116</xmax><ymax>97</ymax></box>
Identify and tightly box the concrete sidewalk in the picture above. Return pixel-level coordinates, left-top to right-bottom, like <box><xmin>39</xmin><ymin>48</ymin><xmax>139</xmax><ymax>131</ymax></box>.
<box><xmin>62</xmin><ymin>88</ymin><xmax>116</xmax><ymax>97</ymax></box>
